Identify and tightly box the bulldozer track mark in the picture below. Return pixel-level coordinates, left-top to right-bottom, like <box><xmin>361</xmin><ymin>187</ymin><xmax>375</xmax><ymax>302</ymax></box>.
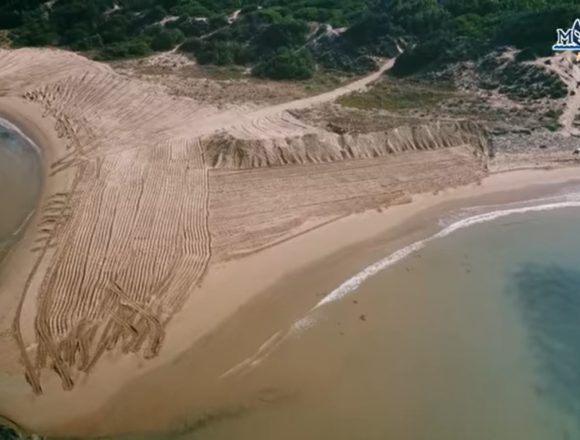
<box><xmin>1</xmin><ymin>49</ymin><xmax>214</xmax><ymax>392</ymax></box>
<box><xmin>0</xmin><ymin>48</ymin><xmax>488</xmax><ymax>393</ymax></box>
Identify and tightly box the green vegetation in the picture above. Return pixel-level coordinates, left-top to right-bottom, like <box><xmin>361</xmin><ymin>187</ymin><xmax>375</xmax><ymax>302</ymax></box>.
<box><xmin>338</xmin><ymin>79</ymin><xmax>456</xmax><ymax>111</ymax></box>
<box><xmin>0</xmin><ymin>0</ymin><xmax>372</xmax><ymax>79</ymax></box>
<box><xmin>388</xmin><ymin>0</ymin><xmax>580</xmax><ymax>76</ymax></box>
<box><xmin>477</xmin><ymin>53</ymin><xmax>568</xmax><ymax>100</ymax></box>
<box><xmin>1</xmin><ymin>0</ymin><xmax>579</xmax><ymax>82</ymax></box>
<box><xmin>0</xmin><ymin>424</ymin><xmax>20</xmax><ymax>440</ymax></box>
<box><xmin>253</xmin><ymin>49</ymin><xmax>315</xmax><ymax>80</ymax></box>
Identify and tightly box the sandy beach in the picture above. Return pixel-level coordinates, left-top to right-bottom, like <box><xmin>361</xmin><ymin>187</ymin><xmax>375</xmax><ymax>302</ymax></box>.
<box><xmin>0</xmin><ymin>47</ymin><xmax>579</xmax><ymax>436</ymax></box>
<box><xmin>44</xmin><ymin>167</ymin><xmax>580</xmax><ymax>437</ymax></box>
<box><xmin>0</xmin><ymin>103</ymin><xmax>578</xmax><ymax>432</ymax></box>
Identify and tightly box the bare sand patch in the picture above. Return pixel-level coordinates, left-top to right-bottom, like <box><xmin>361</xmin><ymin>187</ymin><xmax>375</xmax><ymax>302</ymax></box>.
<box><xmin>21</xmin><ymin>167</ymin><xmax>580</xmax><ymax>437</ymax></box>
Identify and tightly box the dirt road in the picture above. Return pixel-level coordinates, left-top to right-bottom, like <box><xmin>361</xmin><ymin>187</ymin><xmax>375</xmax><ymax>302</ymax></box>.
<box><xmin>190</xmin><ymin>58</ymin><xmax>395</xmax><ymax>138</ymax></box>
<box><xmin>535</xmin><ymin>52</ymin><xmax>580</xmax><ymax>137</ymax></box>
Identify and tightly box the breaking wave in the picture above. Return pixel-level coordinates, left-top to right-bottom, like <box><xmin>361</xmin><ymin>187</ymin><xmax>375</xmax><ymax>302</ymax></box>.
<box><xmin>0</xmin><ymin>117</ymin><xmax>41</xmax><ymax>156</ymax></box>
<box><xmin>221</xmin><ymin>191</ymin><xmax>580</xmax><ymax>378</ymax></box>
<box><xmin>314</xmin><ymin>193</ymin><xmax>580</xmax><ymax>309</ymax></box>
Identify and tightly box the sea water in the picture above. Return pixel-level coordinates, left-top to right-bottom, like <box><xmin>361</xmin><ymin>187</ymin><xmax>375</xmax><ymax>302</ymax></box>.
<box><xmin>0</xmin><ymin>120</ymin><xmax>41</xmax><ymax>259</ymax></box>
<box><xmin>174</xmin><ymin>196</ymin><xmax>580</xmax><ymax>440</ymax></box>
<box><xmin>47</xmin><ymin>192</ymin><xmax>580</xmax><ymax>440</ymax></box>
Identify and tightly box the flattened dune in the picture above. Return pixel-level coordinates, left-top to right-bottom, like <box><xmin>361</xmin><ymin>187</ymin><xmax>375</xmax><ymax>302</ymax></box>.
<box><xmin>0</xmin><ymin>48</ymin><xmax>490</xmax><ymax>427</ymax></box>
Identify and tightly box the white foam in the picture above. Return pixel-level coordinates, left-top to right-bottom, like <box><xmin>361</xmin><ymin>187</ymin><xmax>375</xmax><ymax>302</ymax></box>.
<box><xmin>220</xmin><ymin>331</ymin><xmax>283</xmax><ymax>378</ymax></box>
<box><xmin>0</xmin><ymin>117</ymin><xmax>41</xmax><ymax>155</ymax></box>
<box><xmin>220</xmin><ymin>196</ymin><xmax>580</xmax><ymax>378</ymax></box>
<box><xmin>314</xmin><ymin>240</ymin><xmax>426</xmax><ymax>309</ymax></box>
<box><xmin>313</xmin><ymin>198</ymin><xmax>580</xmax><ymax>311</ymax></box>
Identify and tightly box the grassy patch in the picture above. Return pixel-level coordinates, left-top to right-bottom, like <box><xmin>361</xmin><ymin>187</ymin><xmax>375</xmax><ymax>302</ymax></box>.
<box><xmin>338</xmin><ymin>79</ymin><xmax>456</xmax><ymax>112</ymax></box>
<box><xmin>198</xmin><ymin>65</ymin><xmax>247</xmax><ymax>81</ymax></box>
<box><xmin>302</xmin><ymin>71</ymin><xmax>354</xmax><ymax>94</ymax></box>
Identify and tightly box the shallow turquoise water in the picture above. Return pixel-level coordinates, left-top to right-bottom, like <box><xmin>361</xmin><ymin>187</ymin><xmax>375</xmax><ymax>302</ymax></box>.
<box><xmin>47</xmin><ymin>196</ymin><xmax>580</xmax><ymax>440</ymax></box>
<box><xmin>176</xmin><ymin>203</ymin><xmax>580</xmax><ymax>440</ymax></box>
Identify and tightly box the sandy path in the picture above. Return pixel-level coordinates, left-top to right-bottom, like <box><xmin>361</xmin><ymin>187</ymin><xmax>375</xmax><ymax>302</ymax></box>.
<box><xmin>535</xmin><ymin>53</ymin><xmax>580</xmax><ymax>136</ymax></box>
<box><xmin>255</xmin><ymin>58</ymin><xmax>394</xmax><ymax>113</ymax></box>
<box><xmin>185</xmin><ymin>58</ymin><xmax>395</xmax><ymax>139</ymax></box>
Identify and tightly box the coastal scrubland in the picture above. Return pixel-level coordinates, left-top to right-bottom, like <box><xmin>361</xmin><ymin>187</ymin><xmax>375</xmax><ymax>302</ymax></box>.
<box><xmin>2</xmin><ymin>0</ymin><xmax>580</xmax><ymax>81</ymax></box>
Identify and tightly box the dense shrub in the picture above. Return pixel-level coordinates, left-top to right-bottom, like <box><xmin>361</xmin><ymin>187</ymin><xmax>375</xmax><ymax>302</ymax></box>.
<box><xmin>254</xmin><ymin>19</ymin><xmax>309</xmax><ymax>52</ymax></box>
<box><xmin>150</xmin><ymin>28</ymin><xmax>184</xmax><ymax>51</ymax></box>
<box><xmin>96</xmin><ymin>39</ymin><xmax>151</xmax><ymax>60</ymax></box>
<box><xmin>253</xmin><ymin>49</ymin><xmax>315</xmax><ymax>80</ymax></box>
<box><xmin>496</xmin><ymin>5</ymin><xmax>580</xmax><ymax>49</ymax></box>
<box><xmin>3</xmin><ymin>0</ymin><xmax>580</xmax><ymax>83</ymax></box>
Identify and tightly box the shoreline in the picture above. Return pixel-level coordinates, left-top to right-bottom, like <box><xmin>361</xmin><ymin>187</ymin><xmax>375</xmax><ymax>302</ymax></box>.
<box><xmin>27</xmin><ymin>168</ymin><xmax>580</xmax><ymax>436</ymax></box>
<box><xmin>0</xmin><ymin>95</ymin><xmax>580</xmax><ymax>435</ymax></box>
<box><xmin>0</xmin><ymin>98</ymin><xmax>74</xmax><ymax>393</ymax></box>
<box><xmin>0</xmin><ymin>116</ymin><xmax>43</xmax><ymax>261</ymax></box>
<box><xmin>58</xmin><ymin>166</ymin><xmax>580</xmax><ymax>437</ymax></box>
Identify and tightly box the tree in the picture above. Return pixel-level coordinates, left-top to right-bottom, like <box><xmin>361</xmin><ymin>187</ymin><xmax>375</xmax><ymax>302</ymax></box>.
<box><xmin>150</xmin><ymin>28</ymin><xmax>184</xmax><ymax>51</ymax></box>
<box><xmin>253</xmin><ymin>49</ymin><xmax>314</xmax><ymax>80</ymax></box>
<box><xmin>11</xmin><ymin>9</ymin><xmax>55</xmax><ymax>46</ymax></box>
<box><xmin>96</xmin><ymin>39</ymin><xmax>151</xmax><ymax>60</ymax></box>
<box><xmin>255</xmin><ymin>19</ymin><xmax>308</xmax><ymax>52</ymax></box>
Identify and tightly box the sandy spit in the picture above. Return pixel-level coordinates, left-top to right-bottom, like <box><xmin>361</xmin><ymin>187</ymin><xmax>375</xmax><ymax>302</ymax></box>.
<box><xmin>53</xmin><ymin>166</ymin><xmax>580</xmax><ymax>437</ymax></box>
<box><xmin>1</xmin><ymin>93</ymin><xmax>578</xmax><ymax>435</ymax></box>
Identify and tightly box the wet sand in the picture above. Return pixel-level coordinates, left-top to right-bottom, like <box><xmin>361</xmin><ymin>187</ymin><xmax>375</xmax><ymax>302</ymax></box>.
<box><xmin>40</xmin><ymin>170</ymin><xmax>580</xmax><ymax>438</ymax></box>
<box><xmin>1</xmin><ymin>96</ymin><xmax>580</xmax><ymax>436</ymax></box>
<box><xmin>0</xmin><ymin>118</ymin><xmax>41</xmax><ymax>260</ymax></box>
<box><xmin>0</xmin><ymin>98</ymin><xmax>75</xmax><ymax>379</ymax></box>
<box><xmin>156</xmin><ymin>205</ymin><xmax>580</xmax><ymax>440</ymax></box>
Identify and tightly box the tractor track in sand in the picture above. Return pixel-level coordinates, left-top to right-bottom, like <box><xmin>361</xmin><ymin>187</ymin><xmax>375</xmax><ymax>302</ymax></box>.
<box><xmin>0</xmin><ymin>49</ymin><xmax>487</xmax><ymax>394</ymax></box>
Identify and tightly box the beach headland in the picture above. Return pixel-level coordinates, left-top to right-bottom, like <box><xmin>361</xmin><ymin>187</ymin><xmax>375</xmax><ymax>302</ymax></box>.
<box><xmin>0</xmin><ymin>47</ymin><xmax>579</xmax><ymax>436</ymax></box>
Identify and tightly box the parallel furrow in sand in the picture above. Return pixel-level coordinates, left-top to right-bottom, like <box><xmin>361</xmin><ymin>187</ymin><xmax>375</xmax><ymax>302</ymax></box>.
<box><xmin>39</xmin><ymin>170</ymin><xmax>99</xmax><ymax>340</ymax></box>
<box><xmin>45</xmin><ymin>188</ymin><xmax>106</xmax><ymax>345</ymax></box>
<box><xmin>123</xmin><ymin>144</ymin><xmax>170</xmax><ymax>306</ymax></box>
<box><xmin>0</xmin><ymin>49</ymin><xmax>203</xmax><ymax>390</ymax></box>
<box><xmin>49</xmin><ymin>161</ymin><xmax>115</xmax><ymax>314</ymax></box>
<box><xmin>37</xmin><ymin>162</ymin><xmax>113</xmax><ymax>370</ymax></box>
<box><xmin>38</xmin><ymin>136</ymin><xmax>209</xmax><ymax>383</ymax></box>
<box><xmin>168</xmin><ymin>139</ymin><xmax>211</xmax><ymax>312</ymax></box>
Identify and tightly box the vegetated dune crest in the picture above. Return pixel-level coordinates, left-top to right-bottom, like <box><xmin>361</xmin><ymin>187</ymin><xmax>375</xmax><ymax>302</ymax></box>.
<box><xmin>0</xmin><ymin>48</ymin><xmax>489</xmax><ymax>395</ymax></box>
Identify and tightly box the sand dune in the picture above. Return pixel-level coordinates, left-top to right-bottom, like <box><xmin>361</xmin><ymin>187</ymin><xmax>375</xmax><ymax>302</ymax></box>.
<box><xmin>0</xmin><ymin>48</ymin><xmax>488</xmax><ymax>398</ymax></box>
